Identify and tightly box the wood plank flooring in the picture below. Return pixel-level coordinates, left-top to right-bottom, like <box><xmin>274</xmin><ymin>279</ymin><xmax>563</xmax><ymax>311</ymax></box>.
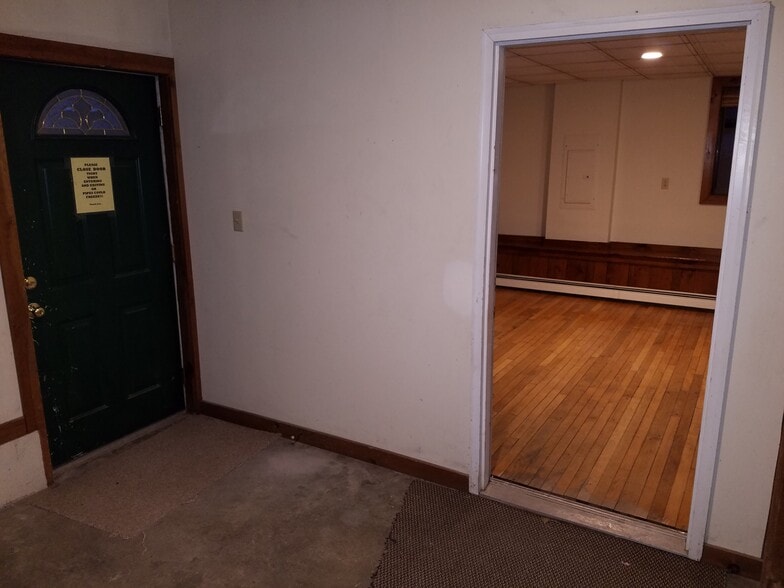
<box><xmin>491</xmin><ymin>288</ymin><xmax>713</xmax><ymax>530</ymax></box>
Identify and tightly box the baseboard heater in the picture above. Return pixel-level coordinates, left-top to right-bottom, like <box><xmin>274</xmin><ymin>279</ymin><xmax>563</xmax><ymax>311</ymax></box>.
<box><xmin>496</xmin><ymin>274</ymin><xmax>716</xmax><ymax>310</ymax></box>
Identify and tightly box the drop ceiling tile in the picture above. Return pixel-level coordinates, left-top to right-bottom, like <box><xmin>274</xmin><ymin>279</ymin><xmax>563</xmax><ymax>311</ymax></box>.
<box><xmin>643</xmin><ymin>65</ymin><xmax>711</xmax><ymax>77</ymax></box>
<box><xmin>505</xmin><ymin>54</ymin><xmax>539</xmax><ymax>67</ymax></box>
<box><xmin>558</xmin><ymin>61</ymin><xmax>633</xmax><ymax>74</ymax></box>
<box><xmin>602</xmin><ymin>44</ymin><xmax>694</xmax><ymax>60</ymax></box>
<box><xmin>593</xmin><ymin>34</ymin><xmax>686</xmax><ymax>49</ymax></box>
<box><xmin>709</xmin><ymin>65</ymin><xmax>743</xmax><ymax>76</ymax></box>
<box><xmin>690</xmin><ymin>40</ymin><xmax>746</xmax><ymax>54</ymax></box>
<box><xmin>508</xmin><ymin>72</ymin><xmax>577</xmax><ymax>84</ymax></box>
<box><xmin>626</xmin><ymin>59</ymin><xmax>705</xmax><ymax>75</ymax></box>
<box><xmin>533</xmin><ymin>49</ymin><xmax>610</xmax><ymax>66</ymax></box>
<box><xmin>704</xmin><ymin>52</ymin><xmax>745</xmax><ymax>65</ymax></box>
<box><xmin>559</xmin><ymin>61</ymin><xmax>638</xmax><ymax>79</ymax></box>
<box><xmin>652</xmin><ymin>72</ymin><xmax>718</xmax><ymax>80</ymax></box>
<box><xmin>506</xmin><ymin>64</ymin><xmax>561</xmax><ymax>76</ymax></box>
<box><xmin>510</xmin><ymin>42</ymin><xmax>595</xmax><ymax>57</ymax></box>
<box><xmin>502</xmin><ymin>27</ymin><xmax>746</xmax><ymax>85</ymax></box>
<box><xmin>686</xmin><ymin>29</ymin><xmax>746</xmax><ymax>44</ymax></box>
<box><xmin>629</xmin><ymin>54</ymin><xmax>705</xmax><ymax>67</ymax></box>
<box><xmin>577</xmin><ymin>70</ymin><xmax>644</xmax><ymax>80</ymax></box>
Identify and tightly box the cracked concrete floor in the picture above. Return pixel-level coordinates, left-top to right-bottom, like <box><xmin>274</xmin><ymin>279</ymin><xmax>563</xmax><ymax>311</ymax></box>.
<box><xmin>0</xmin><ymin>417</ymin><xmax>411</xmax><ymax>587</ymax></box>
<box><xmin>0</xmin><ymin>415</ymin><xmax>758</xmax><ymax>587</ymax></box>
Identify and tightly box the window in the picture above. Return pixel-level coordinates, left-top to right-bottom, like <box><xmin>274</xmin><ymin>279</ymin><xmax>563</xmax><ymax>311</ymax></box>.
<box><xmin>700</xmin><ymin>77</ymin><xmax>740</xmax><ymax>205</ymax></box>
<box><xmin>37</xmin><ymin>89</ymin><xmax>129</xmax><ymax>136</ymax></box>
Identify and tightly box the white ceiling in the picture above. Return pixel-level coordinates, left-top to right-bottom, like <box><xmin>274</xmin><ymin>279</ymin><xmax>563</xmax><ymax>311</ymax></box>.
<box><xmin>505</xmin><ymin>27</ymin><xmax>745</xmax><ymax>85</ymax></box>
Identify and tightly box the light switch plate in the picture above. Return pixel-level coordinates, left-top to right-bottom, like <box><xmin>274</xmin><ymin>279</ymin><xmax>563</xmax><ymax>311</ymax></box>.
<box><xmin>232</xmin><ymin>210</ymin><xmax>243</xmax><ymax>232</ymax></box>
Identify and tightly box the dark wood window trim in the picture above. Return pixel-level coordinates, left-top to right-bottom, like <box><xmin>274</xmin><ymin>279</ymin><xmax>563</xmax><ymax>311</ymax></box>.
<box><xmin>0</xmin><ymin>33</ymin><xmax>202</xmax><ymax>483</ymax></box>
<box><xmin>700</xmin><ymin>76</ymin><xmax>740</xmax><ymax>206</ymax></box>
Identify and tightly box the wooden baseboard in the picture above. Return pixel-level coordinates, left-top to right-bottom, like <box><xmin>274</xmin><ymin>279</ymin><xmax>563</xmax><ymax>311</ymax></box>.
<box><xmin>200</xmin><ymin>403</ymin><xmax>764</xmax><ymax>576</ymax></box>
<box><xmin>199</xmin><ymin>401</ymin><xmax>469</xmax><ymax>491</ymax></box>
<box><xmin>702</xmin><ymin>544</ymin><xmax>762</xmax><ymax>580</ymax></box>
<box><xmin>497</xmin><ymin>235</ymin><xmax>721</xmax><ymax>295</ymax></box>
<box><xmin>496</xmin><ymin>276</ymin><xmax>715</xmax><ymax>310</ymax></box>
<box><xmin>0</xmin><ymin>417</ymin><xmax>26</xmax><ymax>445</ymax></box>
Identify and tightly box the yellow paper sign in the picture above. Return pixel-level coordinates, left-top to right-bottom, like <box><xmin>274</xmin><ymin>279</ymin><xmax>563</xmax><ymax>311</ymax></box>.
<box><xmin>70</xmin><ymin>157</ymin><xmax>115</xmax><ymax>214</ymax></box>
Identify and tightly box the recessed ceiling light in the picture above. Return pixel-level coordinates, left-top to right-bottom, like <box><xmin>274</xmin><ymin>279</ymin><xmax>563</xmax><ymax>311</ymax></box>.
<box><xmin>641</xmin><ymin>51</ymin><xmax>663</xmax><ymax>60</ymax></box>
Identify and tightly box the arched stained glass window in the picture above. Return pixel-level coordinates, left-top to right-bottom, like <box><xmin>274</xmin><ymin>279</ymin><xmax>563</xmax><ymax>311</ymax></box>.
<box><xmin>37</xmin><ymin>89</ymin><xmax>129</xmax><ymax>136</ymax></box>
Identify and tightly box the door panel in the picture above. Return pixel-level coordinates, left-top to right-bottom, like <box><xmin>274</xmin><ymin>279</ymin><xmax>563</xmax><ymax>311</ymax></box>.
<box><xmin>111</xmin><ymin>159</ymin><xmax>149</xmax><ymax>274</ymax></box>
<box><xmin>0</xmin><ymin>59</ymin><xmax>184</xmax><ymax>465</ymax></box>
<box><xmin>38</xmin><ymin>160</ymin><xmax>91</xmax><ymax>280</ymax></box>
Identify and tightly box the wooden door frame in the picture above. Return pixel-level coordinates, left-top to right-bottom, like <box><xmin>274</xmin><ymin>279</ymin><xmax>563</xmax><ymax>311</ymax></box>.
<box><xmin>0</xmin><ymin>33</ymin><xmax>202</xmax><ymax>483</ymax></box>
<box><xmin>470</xmin><ymin>3</ymin><xmax>771</xmax><ymax>562</ymax></box>
<box><xmin>761</xmin><ymin>416</ymin><xmax>784</xmax><ymax>586</ymax></box>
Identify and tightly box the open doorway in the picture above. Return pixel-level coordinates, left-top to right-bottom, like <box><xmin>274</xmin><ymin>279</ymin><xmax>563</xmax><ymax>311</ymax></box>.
<box><xmin>490</xmin><ymin>28</ymin><xmax>741</xmax><ymax>532</ymax></box>
<box><xmin>493</xmin><ymin>290</ymin><xmax>714</xmax><ymax>529</ymax></box>
<box><xmin>471</xmin><ymin>5</ymin><xmax>770</xmax><ymax>560</ymax></box>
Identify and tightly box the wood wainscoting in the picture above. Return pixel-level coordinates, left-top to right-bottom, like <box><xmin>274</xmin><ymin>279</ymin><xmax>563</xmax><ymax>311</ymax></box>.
<box><xmin>496</xmin><ymin>235</ymin><xmax>721</xmax><ymax>295</ymax></box>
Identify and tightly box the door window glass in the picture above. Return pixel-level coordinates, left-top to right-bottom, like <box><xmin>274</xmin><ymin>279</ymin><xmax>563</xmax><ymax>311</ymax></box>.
<box><xmin>37</xmin><ymin>89</ymin><xmax>129</xmax><ymax>136</ymax></box>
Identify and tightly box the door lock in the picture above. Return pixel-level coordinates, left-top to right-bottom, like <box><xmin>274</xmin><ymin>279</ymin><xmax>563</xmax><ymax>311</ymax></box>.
<box><xmin>27</xmin><ymin>303</ymin><xmax>45</xmax><ymax>319</ymax></box>
<box><xmin>24</xmin><ymin>276</ymin><xmax>38</xmax><ymax>290</ymax></box>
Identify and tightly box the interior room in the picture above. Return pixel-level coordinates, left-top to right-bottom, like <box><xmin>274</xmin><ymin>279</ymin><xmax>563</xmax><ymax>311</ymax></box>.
<box><xmin>491</xmin><ymin>29</ymin><xmax>739</xmax><ymax>531</ymax></box>
<box><xmin>0</xmin><ymin>0</ymin><xmax>783</xmax><ymax>584</ymax></box>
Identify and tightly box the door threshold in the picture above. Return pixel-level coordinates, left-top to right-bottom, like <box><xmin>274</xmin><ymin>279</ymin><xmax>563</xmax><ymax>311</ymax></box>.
<box><xmin>482</xmin><ymin>477</ymin><xmax>687</xmax><ymax>557</ymax></box>
<box><xmin>53</xmin><ymin>411</ymin><xmax>187</xmax><ymax>483</ymax></box>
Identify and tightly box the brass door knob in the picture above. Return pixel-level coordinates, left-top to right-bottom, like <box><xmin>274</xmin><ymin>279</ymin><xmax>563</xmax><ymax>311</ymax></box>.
<box><xmin>27</xmin><ymin>303</ymin><xmax>45</xmax><ymax>319</ymax></box>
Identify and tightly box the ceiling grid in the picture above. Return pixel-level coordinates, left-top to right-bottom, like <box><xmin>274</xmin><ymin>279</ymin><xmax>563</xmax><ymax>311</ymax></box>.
<box><xmin>505</xmin><ymin>27</ymin><xmax>745</xmax><ymax>85</ymax></box>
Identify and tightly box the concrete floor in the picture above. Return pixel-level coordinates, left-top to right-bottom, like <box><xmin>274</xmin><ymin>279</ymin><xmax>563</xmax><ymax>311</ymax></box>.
<box><xmin>0</xmin><ymin>416</ymin><xmax>760</xmax><ymax>587</ymax></box>
<box><xmin>0</xmin><ymin>421</ymin><xmax>411</xmax><ymax>587</ymax></box>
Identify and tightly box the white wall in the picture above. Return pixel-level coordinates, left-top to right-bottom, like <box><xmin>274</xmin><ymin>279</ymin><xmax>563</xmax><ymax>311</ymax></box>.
<box><xmin>0</xmin><ymin>278</ymin><xmax>22</xmax><ymax>423</ymax></box>
<box><xmin>0</xmin><ymin>433</ymin><xmax>47</xmax><ymax>504</ymax></box>
<box><xmin>0</xmin><ymin>0</ymin><xmax>174</xmax><ymax>507</ymax></box>
<box><xmin>168</xmin><ymin>0</ymin><xmax>486</xmax><ymax>473</ymax></box>
<box><xmin>612</xmin><ymin>77</ymin><xmax>726</xmax><ymax>247</ymax></box>
<box><xmin>545</xmin><ymin>81</ymin><xmax>622</xmax><ymax>242</ymax></box>
<box><xmin>0</xmin><ymin>0</ymin><xmax>172</xmax><ymax>56</ymax></box>
<box><xmin>168</xmin><ymin>0</ymin><xmax>784</xmax><ymax>558</ymax></box>
<box><xmin>706</xmin><ymin>8</ymin><xmax>784</xmax><ymax>552</ymax></box>
<box><xmin>500</xmin><ymin>76</ymin><xmax>726</xmax><ymax>248</ymax></box>
<box><xmin>497</xmin><ymin>84</ymin><xmax>553</xmax><ymax>236</ymax></box>
<box><xmin>0</xmin><ymin>0</ymin><xmax>781</xmax><ymax>559</ymax></box>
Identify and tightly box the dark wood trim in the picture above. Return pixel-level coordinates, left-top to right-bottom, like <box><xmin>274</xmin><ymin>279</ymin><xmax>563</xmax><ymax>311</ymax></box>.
<box><xmin>702</xmin><ymin>544</ymin><xmax>762</xmax><ymax>580</ymax></box>
<box><xmin>761</xmin><ymin>415</ymin><xmax>784</xmax><ymax>587</ymax></box>
<box><xmin>0</xmin><ymin>417</ymin><xmax>26</xmax><ymax>445</ymax></box>
<box><xmin>699</xmin><ymin>76</ymin><xmax>739</xmax><ymax>206</ymax></box>
<box><xmin>0</xmin><ymin>114</ymin><xmax>53</xmax><ymax>483</ymax></box>
<box><xmin>158</xmin><ymin>69</ymin><xmax>202</xmax><ymax>411</ymax></box>
<box><xmin>0</xmin><ymin>33</ymin><xmax>174</xmax><ymax>75</ymax></box>
<box><xmin>0</xmin><ymin>34</ymin><xmax>201</xmax><ymax>477</ymax></box>
<box><xmin>497</xmin><ymin>235</ymin><xmax>721</xmax><ymax>295</ymax></box>
<box><xmin>200</xmin><ymin>401</ymin><xmax>469</xmax><ymax>491</ymax></box>
<box><xmin>0</xmin><ymin>115</ymin><xmax>35</xmax><ymax>435</ymax></box>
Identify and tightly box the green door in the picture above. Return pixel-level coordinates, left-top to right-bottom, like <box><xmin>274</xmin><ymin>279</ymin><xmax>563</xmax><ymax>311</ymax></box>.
<box><xmin>0</xmin><ymin>60</ymin><xmax>184</xmax><ymax>466</ymax></box>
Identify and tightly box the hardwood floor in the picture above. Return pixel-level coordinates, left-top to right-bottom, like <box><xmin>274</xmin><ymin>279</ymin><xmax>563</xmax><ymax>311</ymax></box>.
<box><xmin>491</xmin><ymin>287</ymin><xmax>713</xmax><ymax>530</ymax></box>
